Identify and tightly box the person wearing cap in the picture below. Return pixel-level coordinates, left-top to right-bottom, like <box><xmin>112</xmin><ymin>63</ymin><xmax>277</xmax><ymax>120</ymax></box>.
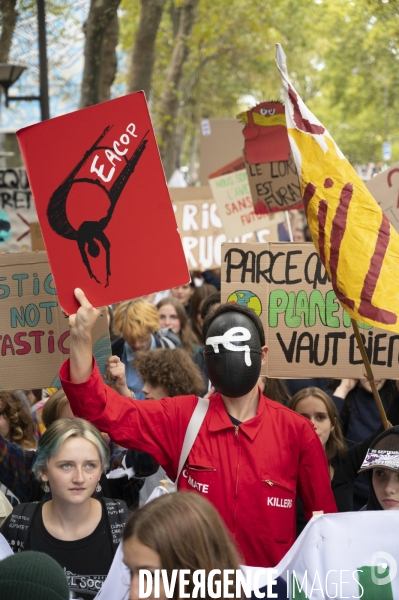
<box><xmin>0</xmin><ymin>550</ymin><xmax>70</xmax><ymax>600</ymax></box>
<box><xmin>59</xmin><ymin>289</ymin><xmax>337</xmax><ymax>568</ymax></box>
<box><xmin>358</xmin><ymin>425</ymin><xmax>399</xmax><ymax>511</ymax></box>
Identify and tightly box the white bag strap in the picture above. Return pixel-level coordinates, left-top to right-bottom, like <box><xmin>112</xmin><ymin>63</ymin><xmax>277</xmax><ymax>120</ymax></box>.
<box><xmin>175</xmin><ymin>396</ymin><xmax>209</xmax><ymax>484</ymax></box>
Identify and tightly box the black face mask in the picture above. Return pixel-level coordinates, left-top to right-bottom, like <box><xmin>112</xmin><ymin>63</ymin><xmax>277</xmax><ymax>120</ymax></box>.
<box><xmin>204</xmin><ymin>312</ymin><xmax>263</xmax><ymax>398</ymax></box>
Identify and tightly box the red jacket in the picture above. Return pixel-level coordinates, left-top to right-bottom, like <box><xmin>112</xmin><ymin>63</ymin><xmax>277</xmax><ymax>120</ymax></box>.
<box><xmin>60</xmin><ymin>359</ymin><xmax>337</xmax><ymax>567</ymax></box>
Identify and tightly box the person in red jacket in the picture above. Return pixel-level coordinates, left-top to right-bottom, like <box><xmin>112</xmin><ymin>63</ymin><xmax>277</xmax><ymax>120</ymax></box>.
<box><xmin>60</xmin><ymin>288</ymin><xmax>337</xmax><ymax>568</ymax></box>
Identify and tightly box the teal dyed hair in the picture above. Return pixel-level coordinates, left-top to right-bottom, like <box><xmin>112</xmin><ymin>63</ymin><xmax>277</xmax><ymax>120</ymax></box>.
<box><xmin>32</xmin><ymin>417</ymin><xmax>110</xmax><ymax>480</ymax></box>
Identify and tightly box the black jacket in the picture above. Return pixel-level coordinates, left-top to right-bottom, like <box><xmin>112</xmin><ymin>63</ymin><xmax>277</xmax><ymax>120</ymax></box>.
<box><xmin>296</xmin><ymin>395</ymin><xmax>399</xmax><ymax>536</ymax></box>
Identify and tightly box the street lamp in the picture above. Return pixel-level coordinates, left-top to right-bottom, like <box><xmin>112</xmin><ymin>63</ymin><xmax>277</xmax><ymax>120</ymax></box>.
<box><xmin>0</xmin><ymin>0</ymin><xmax>50</xmax><ymax>121</ymax></box>
<box><xmin>0</xmin><ymin>64</ymin><xmax>27</xmax><ymax>105</ymax></box>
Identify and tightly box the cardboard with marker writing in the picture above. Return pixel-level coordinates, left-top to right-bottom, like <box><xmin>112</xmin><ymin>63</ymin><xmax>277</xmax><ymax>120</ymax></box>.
<box><xmin>366</xmin><ymin>164</ymin><xmax>399</xmax><ymax>234</ymax></box>
<box><xmin>244</xmin><ymin>152</ymin><xmax>303</xmax><ymax>215</ymax></box>
<box><xmin>221</xmin><ymin>242</ymin><xmax>398</xmax><ymax>378</ymax></box>
<box><xmin>236</xmin><ymin>101</ymin><xmax>302</xmax><ymax>215</ymax></box>
<box><xmin>208</xmin><ymin>157</ymin><xmax>285</xmax><ymax>239</ymax></box>
<box><xmin>0</xmin><ymin>167</ymin><xmax>37</xmax><ymax>253</ymax></box>
<box><xmin>171</xmin><ymin>186</ymin><xmax>282</xmax><ymax>270</ymax></box>
<box><xmin>17</xmin><ymin>92</ymin><xmax>189</xmax><ymax>315</ymax></box>
<box><xmin>0</xmin><ymin>252</ymin><xmax>110</xmax><ymax>390</ymax></box>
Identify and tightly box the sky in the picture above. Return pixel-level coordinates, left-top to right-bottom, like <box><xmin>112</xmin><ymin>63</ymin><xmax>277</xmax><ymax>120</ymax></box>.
<box><xmin>0</xmin><ymin>0</ymin><xmax>88</xmax><ymax>131</ymax></box>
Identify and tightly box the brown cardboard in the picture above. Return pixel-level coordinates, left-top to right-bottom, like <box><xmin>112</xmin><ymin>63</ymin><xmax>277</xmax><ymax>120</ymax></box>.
<box><xmin>170</xmin><ymin>187</ymin><xmax>283</xmax><ymax>270</ymax></box>
<box><xmin>30</xmin><ymin>222</ymin><xmax>45</xmax><ymax>251</ymax></box>
<box><xmin>366</xmin><ymin>163</ymin><xmax>399</xmax><ymax>233</ymax></box>
<box><xmin>221</xmin><ymin>242</ymin><xmax>398</xmax><ymax>378</ymax></box>
<box><xmin>0</xmin><ymin>252</ymin><xmax>111</xmax><ymax>389</ymax></box>
<box><xmin>208</xmin><ymin>158</ymin><xmax>285</xmax><ymax>238</ymax></box>
<box><xmin>0</xmin><ymin>167</ymin><xmax>37</xmax><ymax>253</ymax></box>
<box><xmin>245</xmin><ymin>151</ymin><xmax>302</xmax><ymax>214</ymax></box>
<box><xmin>199</xmin><ymin>119</ymin><xmax>244</xmax><ymax>185</ymax></box>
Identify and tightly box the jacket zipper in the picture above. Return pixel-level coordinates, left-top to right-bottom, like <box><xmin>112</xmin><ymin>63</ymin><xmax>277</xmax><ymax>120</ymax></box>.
<box><xmin>188</xmin><ymin>466</ymin><xmax>216</xmax><ymax>472</ymax></box>
<box><xmin>233</xmin><ymin>425</ymin><xmax>240</xmax><ymax>536</ymax></box>
<box><xmin>263</xmin><ymin>479</ymin><xmax>294</xmax><ymax>494</ymax></box>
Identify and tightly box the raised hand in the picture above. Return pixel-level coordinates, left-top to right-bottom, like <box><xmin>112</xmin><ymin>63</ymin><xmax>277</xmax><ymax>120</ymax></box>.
<box><xmin>69</xmin><ymin>288</ymin><xmax>101</xmax><ymax>338</ymax></box>
<box><xmin>334</xmin><ymin>378</ymin><xmax>358</xmax><ymax>400</ymax></box>
<box><xmin>69</xmin><ymin>288</ymin><xmax>100</xmax><ymax>383</ymax></box>
<box><xmin>106</xmin><ymin>356</ymin><xmax>131</xmax><ymax>397</ymax></box>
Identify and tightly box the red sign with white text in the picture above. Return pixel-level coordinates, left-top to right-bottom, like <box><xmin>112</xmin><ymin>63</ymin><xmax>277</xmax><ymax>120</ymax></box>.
<box><xmin>17</xmin><ymin>92</ymin><xmax>189</xmax><ymax>314</ymax></box>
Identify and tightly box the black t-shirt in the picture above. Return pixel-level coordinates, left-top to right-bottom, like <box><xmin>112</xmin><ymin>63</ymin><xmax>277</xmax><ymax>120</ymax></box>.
<box><xmin>228</xmin><ymin>413</ymin><xmax>242</xmax><ymax>426</ymax></box>
<box><xmin>29</xmin><ymin>502</ymin><xmax>113</xmax><ymax>600</ymax></box>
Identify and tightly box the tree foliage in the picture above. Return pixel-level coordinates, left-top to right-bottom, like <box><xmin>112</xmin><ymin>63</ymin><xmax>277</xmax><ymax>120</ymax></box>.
<box><xmin>307</xmin><ymin>0</ymin><xmax>399</xmax><ymax>164</ymax></box>
<box><xmin>2</xmin><ymin>0</ymin><xmax>399</xmax><ymax>169</ymax></box>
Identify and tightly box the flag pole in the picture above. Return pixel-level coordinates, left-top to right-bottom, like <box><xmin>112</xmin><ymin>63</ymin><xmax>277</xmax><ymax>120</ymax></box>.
<box><xmin>351</xmin><ymin>318</ymin><xmax>389</xmax><ymax>430</ymax></box>
<box><xmin>285</xmin><ymin>211</ymin><xmax>293</xmax><ymax>241</ymax></box>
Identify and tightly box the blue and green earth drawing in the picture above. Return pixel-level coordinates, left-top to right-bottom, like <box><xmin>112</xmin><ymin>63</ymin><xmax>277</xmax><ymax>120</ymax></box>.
<box><xmin>0</xmin><ymin>210</ymin><xmax>11</xmax><ymax>243</ymax></box>
<box><xmin>227</xmin><ymin>290</ymin><xmax>262</xmax><ymax>316</ymax></box>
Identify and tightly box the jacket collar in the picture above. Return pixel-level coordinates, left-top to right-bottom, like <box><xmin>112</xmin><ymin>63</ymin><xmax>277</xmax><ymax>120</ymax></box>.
<box><xmin>208</xmin><ymin>389</ymin><xmax>266</xmax><ymax>440</ymax></box>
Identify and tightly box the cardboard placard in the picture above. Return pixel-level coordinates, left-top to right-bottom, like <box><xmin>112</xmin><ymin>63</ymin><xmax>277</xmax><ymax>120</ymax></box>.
<box><xmin>199</xmin><ymin>119</ymin><xmax>244</xmax><ymax>185</ymax></box>
<box><xmin>244</xmin><ymin>152</ymin><xmax>303</xmax><ymax>214</ymax></box>
<box><xmin>366</xmin><ymin>163</ymin><xmax>399</xmax><ymax>233</ymax></box>
<box><xmin>0</xmin><ymin>167</ymin><xmax>37</xmax><ymax>252</ymax></box>
<box><xmin>221</xmin><ymin>242</ymin><xmax>399</xmax><ymax>378</ymax></box>
<box><xmin>170</xmin><ymin>187</ymin><xmax>282</xmax><ymax>270</ymax></box>
<box><xmin>0</xmin><ymin>252</ymin><xmax>111</xmax><ymax>390</ymax></box>
<box><xmin>30</xmin><ymin>222</ymin><xmax>45</xmax><ymax>251</ymax></box>
<box><xmin>208</xmin><ymin>157</ymin><xmax>284</xmax><ymax>238</ymax></box>
<box><xmin>17</xmin><ymin>92</ymin><xmax>189</xmax><ymax>315</ymax></box>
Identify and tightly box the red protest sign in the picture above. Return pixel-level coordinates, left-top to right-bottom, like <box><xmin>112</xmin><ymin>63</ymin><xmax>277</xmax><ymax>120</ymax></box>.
<box><xmin>17</xmin><ymin>92</ymin><xmax>189</xmax><ymax>315</ymax></box>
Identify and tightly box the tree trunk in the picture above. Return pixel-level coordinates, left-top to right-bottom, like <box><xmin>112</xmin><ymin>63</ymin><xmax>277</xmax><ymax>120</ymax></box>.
<box><xmin>128</xmin><ymin>0</ymin><xmax>167</xmax><ymax>98</ymax></box>
<box><xmin>158</xmin><ymin>0</ymin><xmax>199</xmax><ymax>181</ymax></box>
<box><xmin>80</xmin><ymin>0</ymin><xmax>121</xmax><ymax>108</ymax></box>
<box><xmin>0</xmin><ymin>0</ymin><xmax>18</xmax><ymax>62</ymax></box>
<box><xmin>169</xmin><ymin>0</ymin><xmax>180</xmax><ymax>39</ymax></box>
<box><xmin>99</xmin><ymin>13</ymin><xmax>119</xmax><ymax>102</ymax></box>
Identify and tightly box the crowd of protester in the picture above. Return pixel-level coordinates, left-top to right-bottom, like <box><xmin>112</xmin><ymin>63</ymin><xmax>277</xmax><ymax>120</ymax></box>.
<box><xmin>0</xmin><ymin>265</ymin><xmax>398</xmax><ymax>600</ymax></box>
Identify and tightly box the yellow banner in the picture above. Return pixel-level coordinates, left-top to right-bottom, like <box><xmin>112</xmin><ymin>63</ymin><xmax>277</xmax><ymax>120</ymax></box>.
<box><xmin>276</xmin><ymin>44</ymin><xmax>399</xmax><ymax>333</ymax></box>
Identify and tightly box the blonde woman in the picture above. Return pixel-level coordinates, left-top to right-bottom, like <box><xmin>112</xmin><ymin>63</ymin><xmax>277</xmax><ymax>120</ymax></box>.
<box><xmin>0</xmin><ymin>418</ymin><xmax>130</xmax><ymax>600</ymax></box>
<box><xmin>112</xmin><ymin>299</ymin><xmax>181</xmax><ymax>399</ymax></box>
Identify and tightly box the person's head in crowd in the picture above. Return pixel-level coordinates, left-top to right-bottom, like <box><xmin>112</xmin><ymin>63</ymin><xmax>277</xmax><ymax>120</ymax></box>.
<box><xmin>200</xmin><ymin>291</ymin><xmax>221</xmax><ymax>322</ymax></box>
<box><xmin>288</xmin><ymin>387</ymin><xmax>347</xmax><ymax>463</ymax></box>
<box><xmin>202</xmin><ymin>303</ymin><xmax>267</xmax><ymax>398</ymax></box>
<box><xmin>358</xmin><ymin>378</ymin><xmax>386</xmax><ymax>393</ymax></box>
<box><xmin>140</xmin><ymin>293</ymin><xmax>156</xmax><ymax>304</ymax></box>
<box><xmin>33</xmin><ymin>418</ymin><xmax>110</xmax><ymax>501</ymax></box>
<box><xmin>24</xmin><ymin>389</ymin><xmax>42</xmax><ymax>407</ymax></box>
<box><xmin>134</xmin><ymin>348</ymin><xmax>205</xmax><ymax>399</ymax></box>
<box><xmin>258</xmin><ymin>376</ymin><xmax>290</xmax><ymax>405</ymax></box>
<box><xmin>170</xmin><ymin>282</ymin><xmax>195</xmax><ymax>309</ymax></box>
<box><xmin>157</xmin><ymin>297</ymin><xmax>196</xmax><ymax>354</ymax></box>
<box><xmin>41</xmin><ymin>389</ymin><xmax>74</xmax><ymax>430</ymax></box>
<box><xmin>189</xmin><ymin>284</ymin><xmax>218</xmax><ymax>343</ymax></box>
<box><xmin>359</xmin><ymin>426</ymin><xmax>399</xmax><ymax>511</ymax></box>
<box><xmin>0</xmin><ymin>391</ymin><xmax>37</xmax><ymax>449</ymax></box>
<box><xmin>0</xmin><ymin>551</ymin><xmax>70</xmax><ymax>600</ymax></box>
<box><xmin>332</xmin><ymin>377</ymin><xmax>392</xmax><ymax>395</ymax></box>
<box><xmin>113</xmin><ymin>299</ymin><xmax>160</xmax><ymax>352</ymax></box>
<box><xmin>122</xmin><ymin>492</ymin><xmax>241</xmax><ymax>600</ymax></box>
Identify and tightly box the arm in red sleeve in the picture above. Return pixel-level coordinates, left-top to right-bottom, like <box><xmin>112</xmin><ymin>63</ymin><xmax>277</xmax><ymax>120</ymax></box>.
<box><xmin>296</xmin><ymin>420</ymin><xmax>337</xmax><ymax>520</ymax></box>
<box><xmin>60</xmin><ymin>357</ymin><xmax>198</xmax><ymax>481</ymax></box>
